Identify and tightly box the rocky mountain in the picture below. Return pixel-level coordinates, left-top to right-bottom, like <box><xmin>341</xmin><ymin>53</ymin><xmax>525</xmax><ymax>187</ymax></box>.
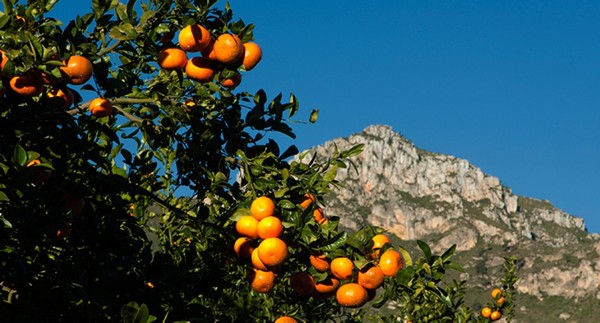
<box><xmin>300</xmin><ymin>124</ymin><xmax>600</xmax><ymax>322</ymax></box>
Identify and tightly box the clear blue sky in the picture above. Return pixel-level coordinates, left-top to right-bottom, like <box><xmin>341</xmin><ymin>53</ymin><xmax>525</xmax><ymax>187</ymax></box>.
<box><xmin>53</xmin><ymin>1</ymin><xmax>600</xmax><ymax>233</ymax></box>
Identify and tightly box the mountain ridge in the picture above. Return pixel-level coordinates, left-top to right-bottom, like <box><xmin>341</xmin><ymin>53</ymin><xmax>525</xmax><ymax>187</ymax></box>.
<box><xmin>298</xmin><ymin>124</ymin><xmax>600</xmax><ymax>322</ymax></box>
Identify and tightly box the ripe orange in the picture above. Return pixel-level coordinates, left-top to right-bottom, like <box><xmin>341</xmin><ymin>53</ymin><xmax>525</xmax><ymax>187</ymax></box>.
<box><xmin>335</xmin><ymin>283</ymin><xmax>368</xmax><ymax>308</ymax></box>
<box><xmin>235</xmin><ymin>215</ymin><xmax>259</xmax><ymax>239</ymax></box>
<box><xmin>496</xmin><ymin>296</ymin><xmax>505</xmax><ymax>306</ymax></box>
<box><xmin>26</xmin><ymin>159</ymin><xmax>52</xmax><ymax>183</ymax></box>
<box><xmin>185</xmin><ymin>57</ymin><xmax>216</xmax><ymax>82</ymax></box>
<box><xmin>178</xmin><ymin>24</ymin><xmax>211</xmax><ymax>52</ymax></box>
<box><xmin>313</xmin><ymin>208</ymin><xmax>325</xmax><ymax>223</ymax></box>
<box><xmin>249</xmin><ymin>269</ymin><xmax>275</xmax><ymax>293</ymax></box>
<box><xmin>157</xmin><ymin>48</ymin><xmax>188</xmax><ymax>70</ymax></box>
<box><xmin>309</xmin><ymin>253</ymin><xmax>330</xmax><ymax>272</ymax></box>
<box><xmin>233</xmin><ymin>237</ymin><xmax>255</xmax><ymax>259</ymax></box>
<box><xmin>89</xmin><ymin>97</ymin><xmax>113</xmax><ymax>117</ymax></box>
<box><xmin>240</xmin><ymin>42</ymin><xmax>262</xmax><ymax>71</ymax></box>
<box><xmin>378</xmin><ymin>249</ymin><xmax>402</xmax><ymax>276</ymax></box>
<box><xmin>200</xmin><ymin>40</ymin><xmax>218</xmax><ymax>61</ymax></box>
<box><xmin>61</xmin><ymin>194</ymin><xmax>85</xmax><ymax>215</ymax></box>
<box><xmin>491</xmin><ymin>288</ymin><xmax>502</xmax><ymax>300</ymax></box>
<box><xmin>9</xmin><ymin>70</ymin><xmax>43</xmax><ymax>96</ymax></box>
<box><xmin>313</xmin><ymin>276</ymin><xmax>340</xmax><ymax>294</ymax></box>
<box><xmin>213</xmin><ymin>33</ymin><xmax>243</xmax><ymax>65</ymax></box>
<box><xmin>357</xmin><ymin>264</ymin><xmax>385</xmax><ymax>290</ymax></box>
<box><xmin>330</xmin><ymin>257</ymin><xmax>354</xmax><ymax>280</ymax></box>
<box><xmin>251</xmin><ymin>248</ymin><xmax>268</xmax><ymax>270</ymax></box>
<box><xmin>0</xmin><ymin>50</ymin><xmax>9</xmax><ymax>73</ymax></box>
<box><xmin>46</xmin><ymin>87</ymin><xmax>74</xmax><ymax>110</ymax></box>
<box><xmin>490</xmin><ymin>310</ymin><xmax>502</xmax><ymax>321</ymax></box>
<box><xmin>299</xmin><ymin>193</ymin><xmax>315</xmax><ymax>209</ymax></box>
<box><xmin>372</xmin><ymin>234</ymin><xmax>391</xmax><ymax>249</ymax></box>
<box><xmin>290</xmin><ymin>272</ymin><xmax>315</xmax><ymax>296</ymax></box>
<box><xmin>257</xmin><ymin>237</ymin><xmax>288</xmax><ymax>267</ymax></box>
<box><xmin>220</xmin><ymin>71</ymin><xmax>242</xmax><ymax>89</ymax></box>
<box><xmin>274</xmin><ymin>317</ymin><xmax>297</xmax><ymax>323</ymax></box>
<box><xmin>60</xmin><ymin>55</ymin><xmax>93</xmax><ymax>85</ymax></box>
<box><xmin>481</xmin><ymin>307</ymin><xmax>492</xmax><ymax>318</ymax></box>
<box><xmin>257</xmin><ymin>216</ymin><xmax>284</xmax><ymax>239</ymax></box>
<box><xmin>250</xmin><ymin>196</ymin><xmax>275</xmax><ymax>220</ymax></box>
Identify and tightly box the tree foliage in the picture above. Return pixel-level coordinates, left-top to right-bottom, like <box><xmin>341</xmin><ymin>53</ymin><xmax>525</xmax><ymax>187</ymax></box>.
<box><xmin>0</xmin><ymin>1</ymin><xmax>517</xmax><ymax>322</ymax></box>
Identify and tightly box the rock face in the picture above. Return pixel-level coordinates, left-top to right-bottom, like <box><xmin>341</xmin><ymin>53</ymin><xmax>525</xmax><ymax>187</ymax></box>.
<box><xmin>300</xmin><ymin>124</ymin><xmax>600</xmax><ymax>322</ymax></box>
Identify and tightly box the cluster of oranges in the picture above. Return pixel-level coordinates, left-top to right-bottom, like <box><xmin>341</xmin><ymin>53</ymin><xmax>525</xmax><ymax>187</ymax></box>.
<box><xmin>480</xmin><ymin>288</ymin><xmax>505</xmax><ymax>321</ymax></box>
<box><xmin>157</xmin><ymin>24</ymin><xmax>262</xmax><ymax>89</ymax></box>
<box><xmin>0</xmin><ymin>48</ymin><xmax>113</xmax><ymax>117</ymax></box>
<box><xmin>234</xmin><ymin>196</ymin><xmax>287</xmax><ymax>293</ymax></box>
<box><xmin>234</xmin><ymin>194</ymin><xmax>404</xmax><ymax>321</ymax></box>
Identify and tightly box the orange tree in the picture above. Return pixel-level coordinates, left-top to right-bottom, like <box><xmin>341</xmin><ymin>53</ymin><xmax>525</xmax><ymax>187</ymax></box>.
<box><xmin>0</xmin><ymin>1</ymin><xmax>518</xmax><ymax>322</ymax></box>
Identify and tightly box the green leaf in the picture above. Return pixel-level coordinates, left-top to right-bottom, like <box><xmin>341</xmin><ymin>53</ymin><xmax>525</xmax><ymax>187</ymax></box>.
<box><xmin>398</xmin><ymin>245</ymin><xmax>413</xmax><ymax>267</ymax></box>
<box><xmin>417</xmin><ymin>240</ymin><xmax>432</xmax><ymax>262</ymax></box>
<box><xmin>277</xmin><ymin>199</ymin><xmax>295</xmax><ymax>210</ymax></box>
<box><xmin>441</xmin><ymin>244</ymin><xmax>456</xmax><ymax>262</ymax></box>
<box><xmin>13</xmin><ymin>144</ymin><xmax>27</xmax><ymax>166</ymax></box>
<box><xmin>27</xmin><ymin>32</ymin><xmax>44</xmax><ymax>60</ymax></box>
<box><xmin>0</xmin><ymin>191</ymin><xmax>8</xmax><ymax>202</ymax></box>
<box><xmin>320</xmin><ymin>231</ymin><xmax>347</xmax><ymax>252</ymax></box>
<box><xmin>0</xmin><ymin>215</ymin><xmax>11</xmax><ymax>228</ymax></box>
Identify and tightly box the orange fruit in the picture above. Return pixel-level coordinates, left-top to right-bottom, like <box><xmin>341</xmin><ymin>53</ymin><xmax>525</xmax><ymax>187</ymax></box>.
<box><xmin>46</xmin><ymin>87</ymin><xmax>74</xmax><ymax>110</ymax></box>
<box><xmin>313</xmin><ymin>208</ymin><xmax>325</xmax><ymax>223</ymax></box>
<box><xmin>0</xmin><ymin>50</ymin><xmax>8</xmax><ymax>72</ymax></box>
<box><xmin>290</xmin><ymin>272</ymin><xmax>315</xmax><ymax>296</ymax></box>
<box><xmin>371</xmin><ymin>233</ymin><xmax>391</xmax><ymax>259</ymax></box>
<box><xmin>490</xmin><ymin>310</ymin><xmax>502</xmax><ymax>321</ymax></box>
<box><xmin>240</xmin><ymin>42</ymin><xmax>262</xmax><ymax>71</ymax></box>
<box><xmin>313</xmin><ymin>276</ymin><xmax>340</xmax><ymax>294</ymax></box>
<box><xmin>233</xmin><ymin>237</ymin><xmax>255</xmax><ymax>259</ymax></box>
<box><xmin>378</xmin><ymin>249</ymin><xmax>402</xmax><ymax>277</ymax></box>
<box><xmin>335</xmin><ymin>283</ymin><xmax>368</xmax><ymax>308</ymax></box>
<box><xmin>60</xmin><ymin>55</ymin><xmax>93</xmax><ymax>85</ymax></box>
<box><xmin>26</xmin><ymin>159</ymin><xmax>52</xmax><ymax>183</ymax></box>
<box><xmin>309</xmin><ymin>253</ymin><xmax>330</xmax><ymax>272</ymax></box>
<box><xmin>200</xmin><ymin>40</ymin><xmax>218</xmax><ymax>61</ymax></box>
<box><xmin>157</xmin><ymin>48</ymin><xmax>188</xmax><ymax>70</ymax></box>
<box><xmin>9</xmin><ymin>70</ymin><xmax>43</xmax><ymax>96</ymax></box>
<box><xmin>257</xmin><ymin>237</ymin><xmax>288</xmax><ymax>267</ymax></box>
<box><xmin>61</xmin><ymin>194</ymin><xmax>85</xmax><ymax>215</ymax></box>
<box><xmin>235</xmin><ymin>215</ymin><xmax>259</xmax><ymax>239</ymax></box>
<box><xmin>250</xmin><ymin>196</ymin><xmax>275</xmax><ymax>220</ymax></box>
<box><xmin>274</xmin><ymin>317</ymin><xmax>297</xmax><ymax>323</ymax></box>
<box><xmin>491</xmin><ymin>288</ymin><xmax>502</xmax><ymax>300</ymax></box>
<box><xmin>497</xmin><ymin>296</ymin><xmax>505</xmax><ymax>306</ymax></box>
<box><xmin>257</xmin><ymin>216</ymin><xmax>284</xmax><ymax>239</ymax></box>
<box><xmin>40</xmin><ymin>71</ymin><xmax>60</xmax><ymax>85</ymax></box>
<box><xmin>213</xmin><ymin>33</ymin><xmax>243</xmax><ymax>65</ymax></box>
<box><xmin>89</xmin><ymin>97</ymin><xmax>113</xmax><ymax>118</ymax></box>
<box><xmin>299</xmin><ymin>193</ymin><xmax>315</xmax><ymax>209</ymax></box>
<box><xmin>220</xmin><ymin>71</ymin><xmax>242</xmax><ymax>89</ymax></box>
<box><xmin>178</xmin><ymin>24</ymin><xmax>211</xmax><ymax>52</ymax></box>
<box><xmin>481</xmin><ymin>307</ymin><xmax>492</xmax><ymax>318</ymax></box>
<box><xmin>185</xmin><ymin>57</ymin><xmax>216</xmax><ymax>82</ymax></box>
<box><xmin>249</xmin><ymin>269</ymin><xmax>275</xmax><ymax>293</ymax></box>
<box><xmin>357</xmin><ymin>264</ymin><xmax>385</xmax><ymax>290</ymax></box>
<box><xmin>371</xmin><ymin>234</ymin><xmax>391</xmax><ymax>250</ymax></box>
<box><xmin>251</xmin><ymin>248</ymin><xmax>268</xmax><ymax>270</ymax></box>
<box><xmin>330</xmin><ymin>257</ymin><xmax>354</xmax><ymax>280</ymax></box>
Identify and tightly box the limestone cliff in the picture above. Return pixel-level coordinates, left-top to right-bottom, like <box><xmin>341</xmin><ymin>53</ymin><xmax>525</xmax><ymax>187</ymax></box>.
<box><xmin>300</xmin><ymin>124</ymin><xmax>600</xmax><ymax>322</ymax></box>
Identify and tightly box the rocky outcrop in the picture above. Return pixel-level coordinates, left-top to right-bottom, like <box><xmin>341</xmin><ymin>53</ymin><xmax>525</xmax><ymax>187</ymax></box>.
<box><xmin>299</xmin><ymin>124</ymin><xmax>600</xmax><ymax>317</ymax></box>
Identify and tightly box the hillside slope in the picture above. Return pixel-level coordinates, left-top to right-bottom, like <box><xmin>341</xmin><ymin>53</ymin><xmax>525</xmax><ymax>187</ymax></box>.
<box><xmin>300</xmin><ymin>124</ymin><xmax>600</xmax><ymax>322</ymax></box>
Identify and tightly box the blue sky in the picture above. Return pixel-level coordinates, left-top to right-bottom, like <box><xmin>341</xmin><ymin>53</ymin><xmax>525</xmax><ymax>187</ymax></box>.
<box><xmin>228</xmin><ymin>1</ymin><xmax>600</xmax><ymax>233</ymax></box>
<box><xmin>51</xmin><ymin>1</ymin><xmax>600</xmax><ymax>233</ymax></box>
